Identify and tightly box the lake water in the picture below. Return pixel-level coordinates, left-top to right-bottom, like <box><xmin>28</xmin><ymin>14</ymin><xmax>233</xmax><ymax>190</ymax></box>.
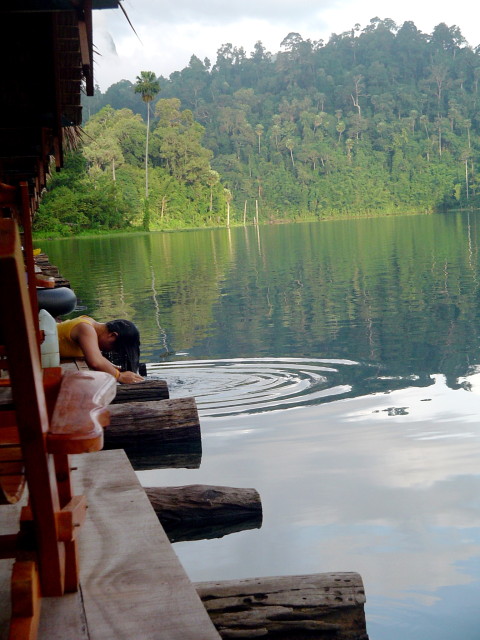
<box><xmin>41</xmin><ymin>213</ymin><xmax>480</xmax><ymax>639</ymax></box>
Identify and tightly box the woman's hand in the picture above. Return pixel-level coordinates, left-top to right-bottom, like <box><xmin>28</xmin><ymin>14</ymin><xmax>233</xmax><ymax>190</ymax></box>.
<box><xmin>118</xmin><ymin>370</ymin><xmax>144</xmax><ymax>384</ymax></box>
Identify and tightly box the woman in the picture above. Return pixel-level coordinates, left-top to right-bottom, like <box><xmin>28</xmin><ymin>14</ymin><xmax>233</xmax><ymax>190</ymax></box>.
<box><xmin>57</xmin><ymin>316</ymin><xmax>143</xmax><ymax>384</ymax></box>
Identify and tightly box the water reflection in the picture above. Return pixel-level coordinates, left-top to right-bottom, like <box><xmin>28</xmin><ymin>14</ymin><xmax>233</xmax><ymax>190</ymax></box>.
<box><xmin>149</xmin><ymin>357</ymin><xmax>353</xmax><ymax>415</ymax></box>
<box><xmin>39</xmin><ymin>213</ymin><xmax>480</xmax><ymax>639</ymax></box>
<box><xmin>140</xmin><ymin>378</ymin><xmax>480</xmax><ymax>639</ymax></box>
<box><xmin>148</xmin><ymin>357</ymin><xmax>439</xmax><ymax>417</ymax></box>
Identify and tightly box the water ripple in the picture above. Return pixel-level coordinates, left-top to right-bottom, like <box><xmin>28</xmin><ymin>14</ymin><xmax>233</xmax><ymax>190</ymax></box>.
<box><xmin>147</xmin><ymin>357</ymin><xmax>363</xmax><ymax>417</ymax></box>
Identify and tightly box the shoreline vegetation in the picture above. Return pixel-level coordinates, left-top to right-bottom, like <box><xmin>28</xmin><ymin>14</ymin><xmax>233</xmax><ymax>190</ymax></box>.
<box><xmin>33</xmin><ymin>207</ymin><xmax>480</xmax><ymax>241</ymax></box>
<box><xmin>35</xmin><ymin>18</ymin><xmax>480</xmax><ymax>238</ymax></box>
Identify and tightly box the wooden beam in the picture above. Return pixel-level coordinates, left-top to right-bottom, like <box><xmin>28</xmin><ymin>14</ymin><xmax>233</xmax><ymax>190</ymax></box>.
<box><xmin>78</xmin><ymin>20</ymin><xmax>90</xmax><ymax>69</ymax></box>
<box><xmin>0</xmin><ymin>219</ymin><xmax>65</xmax><ymax>596</ymax></box>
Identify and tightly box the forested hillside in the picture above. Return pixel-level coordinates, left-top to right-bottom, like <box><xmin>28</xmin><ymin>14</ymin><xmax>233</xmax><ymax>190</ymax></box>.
<box><xmin>35</xmin><ymin>18</ymin><xmax>480</xmax><ymax>234</ymax></box>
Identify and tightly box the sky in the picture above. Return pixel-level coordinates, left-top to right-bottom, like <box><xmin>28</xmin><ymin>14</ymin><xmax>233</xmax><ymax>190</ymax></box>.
<box><xmin>92</xmin><ymin>0</ymin><xmax>480</xmax><ymax>91</ymax></box>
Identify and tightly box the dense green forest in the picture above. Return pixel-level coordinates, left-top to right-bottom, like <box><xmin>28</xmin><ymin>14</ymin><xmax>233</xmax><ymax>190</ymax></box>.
<box><xmin>35</xmin><ymin>18</ymin><xmax>480</xmax><ymax>235</ymax></box>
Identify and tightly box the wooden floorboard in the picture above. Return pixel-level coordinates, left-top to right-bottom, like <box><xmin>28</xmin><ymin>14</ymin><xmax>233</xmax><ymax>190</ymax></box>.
<box><xmin>1</xmin><ymin>450</ymin><xmax>220</xmax><ymax>640</ymax></box>
<box><xmin>70</xmin><ymin>450</ymin><xmax>220</xmax><ymax>640</ymax></box>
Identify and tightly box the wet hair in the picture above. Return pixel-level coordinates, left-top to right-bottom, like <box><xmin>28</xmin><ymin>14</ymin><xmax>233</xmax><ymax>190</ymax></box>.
<box><xmin>104</xmin><ymin>319</ymin><xmax>140</xmax><ymax>373</ymax></box>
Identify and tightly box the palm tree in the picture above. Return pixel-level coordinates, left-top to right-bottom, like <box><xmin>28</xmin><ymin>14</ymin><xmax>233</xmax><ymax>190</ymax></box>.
<box><xmin>134</xmin><ymin>71</ymin><xmax>160</xmax><ymax>222</ymax></box>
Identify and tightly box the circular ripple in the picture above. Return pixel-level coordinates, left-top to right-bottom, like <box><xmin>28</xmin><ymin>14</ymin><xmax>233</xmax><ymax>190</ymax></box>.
<box><xmin>147</xmin><ymin>357</ymin><xmax>358</xmax><ymax>417</ymax></box>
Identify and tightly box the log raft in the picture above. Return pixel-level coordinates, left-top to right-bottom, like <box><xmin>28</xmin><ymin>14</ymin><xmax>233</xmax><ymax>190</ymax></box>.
<box><xmin>104</xmin><ymin>397</ymin><xmax>202</xmax><ymax>470</ymax></box>
<box><xmin>106</xmin><ymin>397</ymin><xmax>200</xmax><ymax>445</ymax></box>
<box><xmin>112</xmin><ymin>379</ymin><xmax>169</xmax><ymax>403</ymax></box>
<box><xmin>146</xmin><ymin>485</ymin><xmax>263</xmax><ymax>542</ymax></box>
<box><xmin>195</xmin><ymin>572</ymin><xmax>368</xmax><ymax>640</ymax></box>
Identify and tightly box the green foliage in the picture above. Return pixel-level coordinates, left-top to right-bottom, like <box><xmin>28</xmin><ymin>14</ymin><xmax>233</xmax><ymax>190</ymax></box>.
<box><xmin>50</xmin><ymin>19</ymin><xmax>480</xmax><ymax>237</ymax></box>
<box><xmin>134</xmin><ymin>71</ymin><xmax>161</xmax><ymax>104</ymax></box>
<box><xmin>34</xmin><ymin>103</ymin><xmax>230</xmax><ymax>236</ymax></box>
<box><xmin>151</xmin><ymin>18</ymin><xmax>480</xmax><ymax>220</ymax></box>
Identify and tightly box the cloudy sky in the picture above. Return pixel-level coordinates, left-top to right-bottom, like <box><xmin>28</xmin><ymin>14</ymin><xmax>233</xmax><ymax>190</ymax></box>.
<box><xmin>92</xmin><ymin>0</ymin><xmax>480</xmax><ymax>91</ymax></box>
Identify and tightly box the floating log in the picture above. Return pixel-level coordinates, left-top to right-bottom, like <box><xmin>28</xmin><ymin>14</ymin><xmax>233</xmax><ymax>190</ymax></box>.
<box><xmin>145</xmin><ymin>485</ymin><xmax>263</xmax><ymax>543</ymax></box>
<box><xmin>111</xmin><ymin>379</ymin><xmax>169</xmax><ymax>403</ymax></box>
<box><xmin>106</xmin><ymin>397</ymin><xmax>200</xmax><ymax>444</ymax></box>
<box><xmin>195</xmin><ymin>572</ymin><xmax>368</xmax><ymax>640</ymax></box>
<box><xmin>104</xmin><ymin>397</ymin><xmax>201</xmax><ymax>469</ymax></box>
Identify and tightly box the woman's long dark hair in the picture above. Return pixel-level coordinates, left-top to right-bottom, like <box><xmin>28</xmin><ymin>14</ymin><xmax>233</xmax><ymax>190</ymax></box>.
<box><xmin>105</xmin><ymin>319</ymin><xmax>140</xmax><ymax>373</ymax></box>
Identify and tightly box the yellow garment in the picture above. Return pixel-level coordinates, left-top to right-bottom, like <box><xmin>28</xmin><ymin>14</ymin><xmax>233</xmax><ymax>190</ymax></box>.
<box><xmin>57</xmin><ymin>316</ymin><xmax>95</xmax><ymax>358</ymax></box>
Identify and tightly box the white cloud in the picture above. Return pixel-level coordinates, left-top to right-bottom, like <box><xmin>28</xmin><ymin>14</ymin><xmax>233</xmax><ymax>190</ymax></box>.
<box><xmin>92</xmin><ymin>0</ymin><xmax>480</xmax><ymax>90</ymax></box>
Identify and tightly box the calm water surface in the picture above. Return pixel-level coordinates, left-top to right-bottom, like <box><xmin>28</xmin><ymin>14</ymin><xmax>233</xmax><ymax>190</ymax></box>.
<box><xmin>41</xmin><ymin>213</ymin><xmax>480</xmax><ymax>639</ymax></box>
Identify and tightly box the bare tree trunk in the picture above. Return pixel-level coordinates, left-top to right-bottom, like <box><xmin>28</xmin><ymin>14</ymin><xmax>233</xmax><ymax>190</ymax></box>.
<box><xmin>465</xmin><ymin>158</ymin><xmax>469</xmax><ymax>199</ymax></box>
<box><xmin>145</xmin><ymin>102</ymin><xmax>150</xmax><ymax>199</ymax></box>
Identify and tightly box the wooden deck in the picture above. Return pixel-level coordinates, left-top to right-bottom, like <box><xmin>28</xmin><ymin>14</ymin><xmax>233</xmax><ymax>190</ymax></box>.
<box><xmin>1</xmin><ymin>449</ymin><xmax>220</xmax><ymax>640</ymax></box>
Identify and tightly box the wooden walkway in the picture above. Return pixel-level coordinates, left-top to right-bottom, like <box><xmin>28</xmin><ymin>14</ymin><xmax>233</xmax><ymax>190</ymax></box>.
<box><xmin>1</xmin><ymin>449</ymin><xmax>220</xmax><ymax>640</ymax></box>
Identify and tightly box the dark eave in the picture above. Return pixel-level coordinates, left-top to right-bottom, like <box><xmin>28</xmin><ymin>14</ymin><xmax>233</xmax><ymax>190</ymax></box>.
<box><xmin>0</xmin><ymin>0</ymin><xmax>120</xmax><ymax>210</ymax></box>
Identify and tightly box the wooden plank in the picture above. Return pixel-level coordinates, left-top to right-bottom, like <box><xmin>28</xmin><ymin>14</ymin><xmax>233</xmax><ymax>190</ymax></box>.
<box><xmin>37</xmin><ymin>592</ymin><xmax>87</xmax><ymax>640</ymax></box>
<box><xmin>71</xmin><ymin>450</ymin><xmax>220</xmax><ymax>640</ymax></box>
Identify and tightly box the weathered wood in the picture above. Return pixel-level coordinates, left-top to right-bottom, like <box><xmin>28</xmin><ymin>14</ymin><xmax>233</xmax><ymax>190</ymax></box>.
<box><xmin>34</xmin><ymin>254</ymin><xmax>70</xmax><ymax>288</ymax></box>
<box><xmin>195</xmin><ymin>573</ymin><xmax>368</xmax><ymax>640</ymax></box>
<box><xmin>0</xmin><ymin>218</ymin><xmax>65</xmax><ymax>597</ymax></box>
<box><xmin>104</xmin><ymin>397</ymin><xmax>201</xmax><ymax>465</ymax></box>
<box><xmin>145</xmin><ymin>485</ymin><xmax>262</xmax><ymax>542</ymax></box>
<box><xmin>71</xmin><ymin>450</ymin><xmax>220</xmax><ymax>640</ymax></box>
<box><xmin>111</xmin><ymin>379</ymin><xmax>169</xmax><ymax>403</ymax></box>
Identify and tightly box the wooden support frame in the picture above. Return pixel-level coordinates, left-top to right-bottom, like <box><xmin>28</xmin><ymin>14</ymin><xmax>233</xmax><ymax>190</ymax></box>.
<box><xmin>0</xmin><ymin>217</ymin><xmax>116</xmax><ymax>638</ymax></box>
<box><xmin>0</xmin><ymin>218</ymin><xmax>65</xmax><ymax>597</ymax></box>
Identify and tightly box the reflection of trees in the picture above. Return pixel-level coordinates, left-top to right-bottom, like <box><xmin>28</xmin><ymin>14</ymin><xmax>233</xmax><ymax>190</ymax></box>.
<box><xmin>206</xmin><ymin>213</ymin><xmax>480</xmax><ymax>384</ymax></box>
<box><xmin>41</xmin><ymin>212</ymin><xmax>480</xmax><ymax>387</ymax></box>
<box><xmin>40</xmin><ymin>231</ymin><xmax>238</xmax><ymax>361</ymax></box>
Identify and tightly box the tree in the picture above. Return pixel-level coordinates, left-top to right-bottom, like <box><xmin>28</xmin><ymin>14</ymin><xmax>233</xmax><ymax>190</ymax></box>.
<box><xmin>255</xmin><ymin>124</ymin><xmax>264</xmax><ymax>153</ymax></box>
<box><xmin>207</xmin><ymin>170</ymin><xmax>220</xmax><ymax>212</ymax></box>
<box><xmin>134</xmin><ymin>71</ymin><xmax>160</xmax><ymax>227</ymax></box>
<box><xmin>285</xmin><ymin>138</ymin><xmax>295</xmax><ymax>166</ymax></box>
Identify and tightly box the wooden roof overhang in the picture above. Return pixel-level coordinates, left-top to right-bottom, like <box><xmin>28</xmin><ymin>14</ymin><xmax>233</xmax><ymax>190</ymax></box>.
<box><xmin>0</xmin><ymin>0</ymin><xmax>121</xmax><ymax>215</ymax></box>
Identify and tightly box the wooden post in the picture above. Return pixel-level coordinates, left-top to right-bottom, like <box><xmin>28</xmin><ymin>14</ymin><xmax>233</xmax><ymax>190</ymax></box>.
<box><xmin>145</xmin><ymin>485</ymin><xmax>262</xmax><ymax>542</ymax></box>
<box><xmin>195</xmin><ymin>572</ymin><xmax>368</xmax><ymax>639</ymax></box>
<box><xmin>19</xmin><ymin>183</ymin><xmax>40</xmax><ymax>339</ymax></box>
<box><xmin>243</xmin><ymin>200</ymin><xmax>247</xmax><ymax>226</ymax></box>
